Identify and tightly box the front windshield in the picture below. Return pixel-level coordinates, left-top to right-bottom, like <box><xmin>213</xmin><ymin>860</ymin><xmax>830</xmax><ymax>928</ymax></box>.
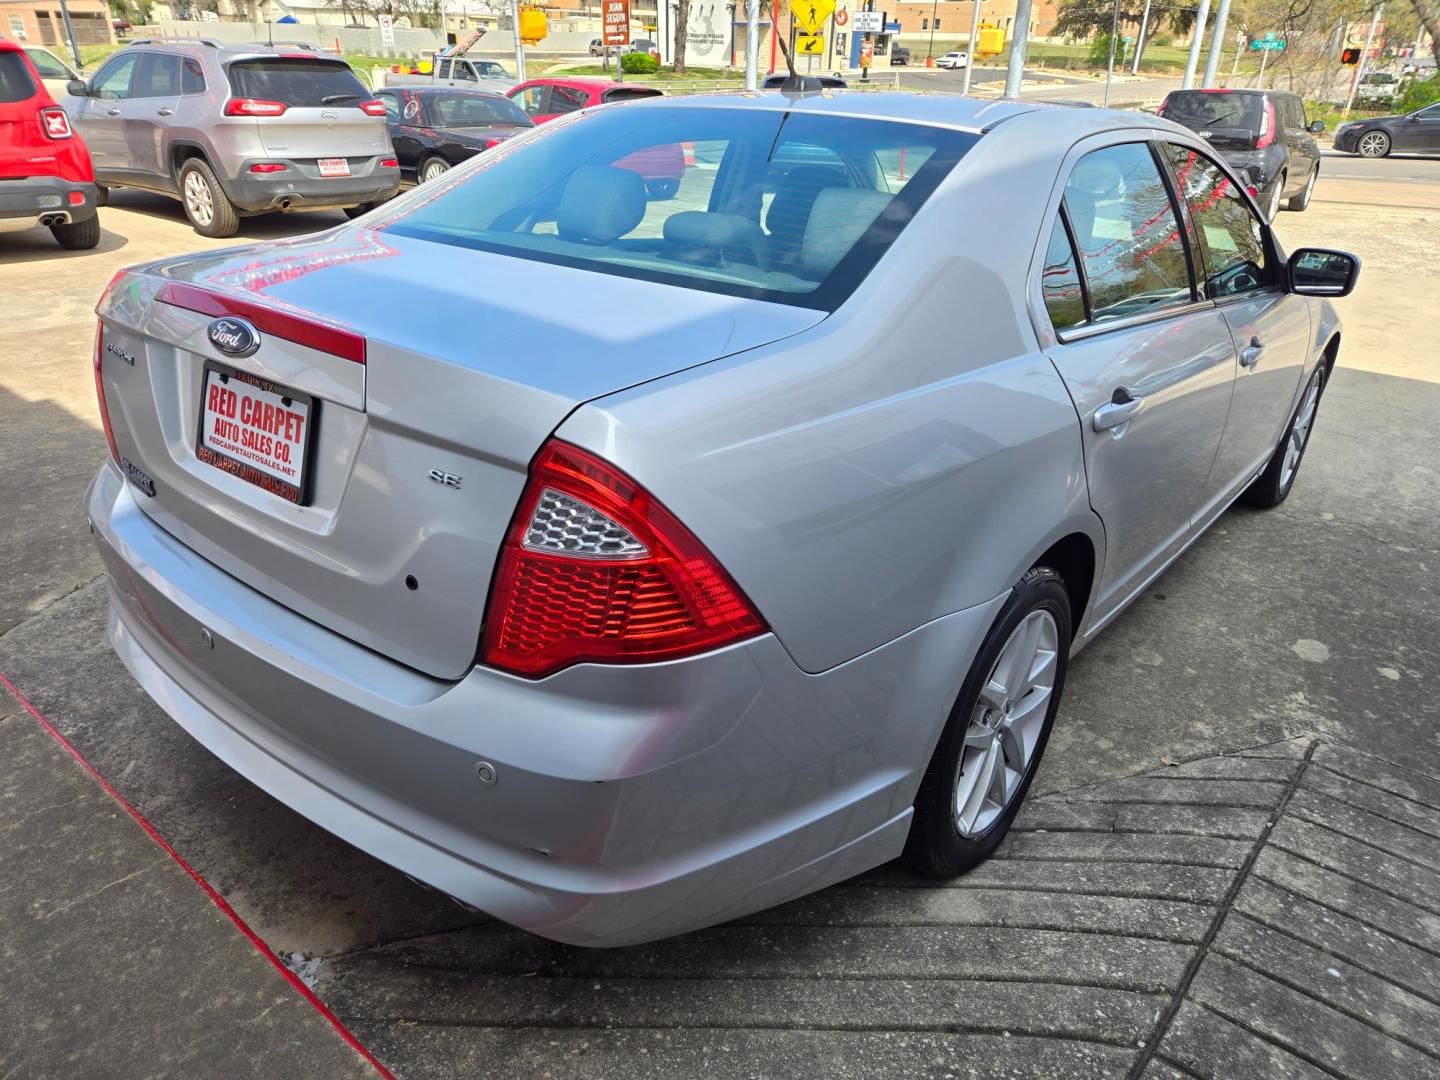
<box><xmin>425</xmin><ymin>92</ymin><xmax>531</xmax><ymax>128</ymax></box>
<box><xmin>381</xmin><ymin>105</ymin><xmax>975</xmax><ymax>309</ymax></box>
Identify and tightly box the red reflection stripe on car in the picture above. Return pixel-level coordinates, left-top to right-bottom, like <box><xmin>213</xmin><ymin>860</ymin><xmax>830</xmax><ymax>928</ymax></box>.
<box><xmin>156</xmin><ymin>282</ymin><xmax>366</xmax><ymax>365</ymax></box>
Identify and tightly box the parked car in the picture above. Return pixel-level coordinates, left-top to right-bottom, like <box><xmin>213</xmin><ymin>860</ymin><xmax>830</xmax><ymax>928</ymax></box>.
<box><xmin>1333</xmin><ymin>102</ymin><xmax>1440</xmax><ymax>158</ymax></box>
<box><xmin>22</xmin><ymin>45</ymin><xmax>82</xmax><ymax>99</ymax></box>
<box><xmin>0</xmin><ymin>39</ymin><xmax>100</xmax><ymax>248</ymax></box>
<box><xmin>588</xmin><ymin>37</ymin><xmax>605</xmax><ymax>57</ymax></box>
<box><xmin>625</xmin><ymin>38</ymin><xmax>660</xmax><ymax>58</ymax></box>
<box><xmin>62</xmin><ymin>39</ymin><xmax>400</xmax><ymax>237</ymax></box>
<box><xmin>112</xmin><ymin>18</ymin><xmax>132</xmax><ymax>35</ymax></box>
<box><xmin>937</xmin><ymin>50</ymin><xmax>968</xmax><ymax>69</ymax></box>
<box><xmin>506</xmin><ymin>78</ymin><xmax>681</xmax><ymax>195</ymax></box>
<box><xmin>891</xmin><ymin>46</ymin><xmax>911</xmax><ymax>66</ymax></box>
<box><xmin>1355</xmin><ymin>70</ymin><xmax>1401</xmax><ymax>105</ymax></box>
<box><xmin>384</xmin><ymin>53</ymin><xmax>515</xmax><ymax>91</ymax></box>
<box><xmin>374</xmin><ymin>86</ymin><xmax>532</xmax><ymax>184</ymax></box>
<box><xmin>1157</xmin><ymin>87</ymin><xmax>1323</xmax><ymax>220</ymax></box>
<box><xmin>760</xmin><ymin>72</ymin><xmax>848</xmax><ymax>88</ymax></box>
<box><xmin>87</xmin><ymin>94</ymin><xmax>1355</xmax><ymax>948</ymax></box>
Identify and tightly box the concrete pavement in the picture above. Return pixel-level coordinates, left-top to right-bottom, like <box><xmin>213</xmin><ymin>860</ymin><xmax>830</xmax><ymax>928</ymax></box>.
<box><xmin>1</xmin><ymin>155</ymin><xmax>1437</xmax><ymax>1077</ymax></box>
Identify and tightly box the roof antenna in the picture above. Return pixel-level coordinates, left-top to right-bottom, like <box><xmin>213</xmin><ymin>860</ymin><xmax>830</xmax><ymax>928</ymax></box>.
<box><xmin>775</xmin><ymin>33</ymin><xmax>823</xmax><ymax>94</ymax></box>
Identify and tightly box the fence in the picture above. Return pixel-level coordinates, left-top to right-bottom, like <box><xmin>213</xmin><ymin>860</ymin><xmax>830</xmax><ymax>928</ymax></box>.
<box><xmin>154</xmin><ymin>21</ymin><xmax>601</xmax><ymax>58</ymax></box>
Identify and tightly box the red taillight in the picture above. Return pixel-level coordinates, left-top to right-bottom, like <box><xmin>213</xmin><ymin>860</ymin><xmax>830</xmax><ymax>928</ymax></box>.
<box><xmin>224</xmin><ymin>98</ymin><xmax>288</xmax><ymax>117</ymax></box>
<box><xmin>379</xmin><ymin>157</ymin><xmax>399</xmax><ymax>168</ymax></box>
<box><xmin>1256</xmin><ymin>98</ymin><xmax>1276</xmax><ymax>149</ymax></box>
<box><xmin>68</xmin><ymin>190</ymin><xmax>86</xmax><ymax>206</ymax></box>
<box><xmin>94</xmin><ymin>323</ymin><xmax>121</xmax><ymax>466</ymax></box>
<box><xmin>156</xmin><ymin>282</ymin><xmax>366</xmax><ymax>365</ymax></box>
<box><xmin>481</xmin><ymin>440</ymin><xmax>767</xmax><ymax>678</ymax></box>
<box><xmin>360</xmin><ymin>99</ymin><xmax>387</xmax><ymax>116</ymax></box>
<box><xmin>484</xmin><ymin>138</ymin><xmax>502</xmax><ymax>150</ymax></box>
<box><xmin>248</xmin><ymin>162</ymin><xmax>287</xmax><ymax>173</ymax></box>
<box><xmin>40</xmin><ymin>106</ymin><xmax>72</xmax><ymax>140</ymax></box>
<box><xmin>1246</xmin><ymin>185</ymin><xmax>1259</xmax><ymax>198</ymax></box>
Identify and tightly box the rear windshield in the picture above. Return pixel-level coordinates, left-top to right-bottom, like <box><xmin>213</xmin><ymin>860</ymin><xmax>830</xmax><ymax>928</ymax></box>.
<box><xmin>1159</xmin><ymin>91</ymin><xmax>1264</xmax><ymax>132</ymax></box>
<box><xmin>426</xmin><ymin>92</ymin><xmax>531</xmax><ymax>127</ymax></box>
<box><xmin>382</xmin><ymin>106</ymin><xmax>974</xmax><ymax>310</ymax></box>
<box><xmin>0</xmin><ymin>53</ymin><xmax>38</xmax><ymax>103</ymax></box>
<box><xmin>601</xmin><ymin>87</ymin><xmax>663</xmax><ymax>104</ymax></box>
<box><xmin>226</xmin><ymin>58</ymin><xmax>369</xmax><ymax>107</ymax></box>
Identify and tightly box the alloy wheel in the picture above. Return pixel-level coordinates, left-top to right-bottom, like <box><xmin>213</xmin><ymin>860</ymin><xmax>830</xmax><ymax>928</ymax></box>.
<box><xmin>1358</xmin><ymin>131</ymin><xmax>1389</xmax><ymax>157</ymax></box>
<box><xmin>422</xmin><ymin>159</ymin><xmax>450</xmax><ymax>183</ymax></box>
<box><xmin>954</xmin><ymin>609</ymin><xmax>1059</xmax><ymax>838</ymax></box>
<box><xmin>1280</xmin><ymin>369</ymin><xmax>1322</xmax><ymax>492</ymax></box>
<box><xmin>184</xmin><ymin>171</ymin><xmax>213</xmax><ymax>227</ymax></box>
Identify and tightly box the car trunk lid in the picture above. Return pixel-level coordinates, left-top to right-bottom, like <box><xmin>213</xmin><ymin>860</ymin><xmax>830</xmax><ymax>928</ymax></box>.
<box><xmin>96</xmin><ymin>229</ymin><xmax>823</xmax><ymax>680</ymax></box>
<box><xmin>225</xmin><ymin>56</ymin><xmax>389</xmax><ymax>162</ymax></box>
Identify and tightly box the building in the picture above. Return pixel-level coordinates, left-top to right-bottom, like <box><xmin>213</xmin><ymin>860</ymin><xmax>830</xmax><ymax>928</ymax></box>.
<box><xmin>1</xmin><ymin>0</ymin><xmax>114</xmax><ymax>49</ymax></box>
<box><xmin>889</xmin><ymin>0</ymin><xmax>1062</xmax><ymax>43</ymax></box>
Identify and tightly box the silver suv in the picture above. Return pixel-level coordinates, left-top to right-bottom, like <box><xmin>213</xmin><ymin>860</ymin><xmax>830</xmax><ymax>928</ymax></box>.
<box><xmin>62</xmin><ymin>38</ymin><xmax>399</xmax><ymax>237</ymax></box>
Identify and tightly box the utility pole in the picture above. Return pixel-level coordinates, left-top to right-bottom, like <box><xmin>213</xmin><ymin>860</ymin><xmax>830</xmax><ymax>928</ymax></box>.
<box><xmin>1103</xmin><ymin>0</ymin><xmax>1120</xmax><ymax>106</ymax></box>
<box><xmin>960</xmin><ymin>0</ymin><xmax>982</xmax><ymax>93</ymax></box>
<box><xmin>1180</xmin><ymin>0</ymin><xmax>1211</xmax><ymax>88</ymax></box>
<box><xmin>744</xmin><ymin>0</ymin><xmax>759</xmax><ymax>88</ymax></box>
<box><xmin>1201</xmin><ymin>0</ymin><xmax>1231</xmax><ymax>86</ymax></box>
<box><xmin>510</xmin><ymin>0</ymin><xmax>527</xmax><ymax>80</ymax></box>
<box><xmin>1003</xmin><ymin>0</ymin><xmax>1034</xmax><ymax>99</ymax></box>
<box><xmin>1131</xmin><ymin>0</ymin><xmax>1151</xmax><ymax>74</ymax></box>
<box><xmin>57</xmin><ymin>0</ymin><xmax>83</xmax><ymax>71</ymax></box>
<box><xmin>1255</xmin><ymin>37</ymin><xmax>1269</xmax><ymax>85</ymax></box>
<box><xmin>1343</xmin><ymin>3</ymin><xmax>1383</xmax><ymax>120</ymax></box>
<box><xmin>927</xmin><ymin>0</ymin><xmax>939</xmax><ymax>61</ymax></box>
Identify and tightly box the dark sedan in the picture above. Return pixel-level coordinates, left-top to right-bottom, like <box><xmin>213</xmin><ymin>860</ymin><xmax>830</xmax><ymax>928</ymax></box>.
<box><xmin>373</xmin><ymin>87</ymin><xmax>534</xmax><ymax>184</ymax></box>
<box><xmin>1334</xmin><ymin>102</ymin><xmax>1440</xmax><ymax>158</ymax></box>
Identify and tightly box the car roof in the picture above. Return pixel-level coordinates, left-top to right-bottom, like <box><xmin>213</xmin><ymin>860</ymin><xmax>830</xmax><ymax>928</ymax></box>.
<box><xmin>0</xmin><ymin>39</ymin><xmax>22</xmax><ymax>54</ymax></box>
<box><xmin>117</xmin><ymin>39</ymin><xmax>352</xmax><ymax>63</ymax></box>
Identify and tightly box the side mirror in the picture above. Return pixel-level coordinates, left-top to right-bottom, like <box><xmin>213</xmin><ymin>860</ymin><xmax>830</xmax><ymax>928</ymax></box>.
<box><xmin>66</xmin><ymin>78</ymin><xmax>88</xmax><ymax>97</ymax></box>
<box><xmin>1308</xmin><ymin>119</ymin><xmax>1325</xmax><ymax>133</ymax></box>
<box><xmin>1288</xmin><ymin>247</ymin><xmax>1360</xmax><ymax>298</ymax></box>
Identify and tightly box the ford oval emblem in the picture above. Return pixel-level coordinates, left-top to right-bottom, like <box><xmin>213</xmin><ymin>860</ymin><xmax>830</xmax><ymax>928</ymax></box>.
<box><xmin>207</xmin><ymin>317</ymin><xmax>261</xmax><ymax>358</ymax></box>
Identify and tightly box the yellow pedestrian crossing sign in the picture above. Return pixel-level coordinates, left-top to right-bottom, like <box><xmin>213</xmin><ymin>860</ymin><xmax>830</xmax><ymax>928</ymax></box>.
<box><xmin>796</xmin><ymin>32</ymin><xmax>825</xmax><ymax>54</ymax></box>
<box><xmin>789</xmin><ymin>0</ymin><xmax>835</xmax><ymax>35</ymax></box>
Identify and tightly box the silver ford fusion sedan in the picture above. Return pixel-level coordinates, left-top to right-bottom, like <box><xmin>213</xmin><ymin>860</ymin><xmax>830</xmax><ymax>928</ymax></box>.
<box><xmin>87</xmin><ymin>93</ymin><xmax>1357</xmax><ymax>946</ymax></box>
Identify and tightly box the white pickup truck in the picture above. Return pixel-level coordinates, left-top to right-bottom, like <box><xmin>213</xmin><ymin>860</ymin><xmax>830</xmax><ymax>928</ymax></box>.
<box><xmin>384</xmin><ymin>55</ymin><xmax>516</xmax><ymax>91</ymax></box>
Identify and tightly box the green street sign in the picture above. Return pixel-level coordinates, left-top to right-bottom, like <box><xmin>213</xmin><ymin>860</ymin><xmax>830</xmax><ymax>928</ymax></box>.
<box><xmin>1250</xmin><ymin>38</ymin><xmax>1286</xmax><ymax>51</ymax></box>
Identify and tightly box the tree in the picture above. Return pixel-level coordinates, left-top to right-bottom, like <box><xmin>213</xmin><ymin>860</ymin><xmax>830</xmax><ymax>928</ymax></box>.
<box><xmin>1409</xmin><ymin>0</ymin><xmax>1440</xmax><ymax>64</ymax></box>
<box><xmin>1054</xmin><ymin>0</ymin><xmax>1197</xmax><ymax>59</ymax></box>
<box><xmin>674</xmin><ymin>0</ymin><xmax>690</xmax><ymax>72</ymax></box>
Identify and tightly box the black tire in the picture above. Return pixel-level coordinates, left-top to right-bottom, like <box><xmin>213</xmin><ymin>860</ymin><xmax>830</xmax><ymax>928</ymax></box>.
<box><xmin>1241</xmin><ymin>362</ymin><xmax>1327</xmax><ymax>509</ymax></box>
<box><xmin>51</xmin><ymin>214</ymin><xmax>102</xmax><ymax>250</ymax></box>
<box><xmin>342</xmin><ymin>202</ymin><xmax>380</xmax><ymax>219</ymax></box>
<box><xmin>178</xmin><ymin>157</ymin><xmax>239</xmax><ymax>238</ymax></box>
<box><xmin>419</xmin><ymin>155</ymin><xmax>451</xmax><ymax>184</ymax></box>
<box><xmin>1286</xmin><ymin>165</ymin><xmax>1318</xmax><ymax>212</ymax></box>
<box><xmin>903</xmin><ymin>566</ymin><xmax>1072</xmax><ymax>878</ymax></box>
<box><xmin>1264</xmin><ymin>172</ymin><xmax>1286</xmax><ymax>221</ymax></box>
<box><xmin>94</xmin><ymin>183</ymin><xmax>109</xmax><ymax>207</ymax></box>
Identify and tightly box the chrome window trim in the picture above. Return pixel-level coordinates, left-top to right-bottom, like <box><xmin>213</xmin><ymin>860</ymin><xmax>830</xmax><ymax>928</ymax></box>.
<box><xmin>1053</xmin><ymin>297</ymin><xmax>1218</xmax><ymax>344</ymax></box>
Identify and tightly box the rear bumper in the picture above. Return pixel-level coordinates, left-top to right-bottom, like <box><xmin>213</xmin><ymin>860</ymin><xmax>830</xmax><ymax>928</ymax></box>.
<box><xmin>221</xmin><ymin>157</ymin><xmax>401</xmax><ymax>213</ymax></box>
<box><xmin>87</xmin><ymin>463</ymin><xmax>999</xmax><ymax>946</ymax></box>
<box><xmin>0</xmin><ymin>175</ymin><xmax>96</xmax><ymax>229</ymax></box>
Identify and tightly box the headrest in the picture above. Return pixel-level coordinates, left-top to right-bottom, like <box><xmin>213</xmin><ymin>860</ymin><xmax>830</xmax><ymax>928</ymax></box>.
<box><xmin>557</xmin><ymin>164</ymin><xmax>646</xmax><ymax>245</ymax></box>
<box><xmin>663</xmin><ymin>211</ymin><xmax>767</xmax><ymax>249</ymax></box>
<box><xmin>801</xmin><ymin>188</ymin><xmax>892</xmax><ymax>275</ymax></box>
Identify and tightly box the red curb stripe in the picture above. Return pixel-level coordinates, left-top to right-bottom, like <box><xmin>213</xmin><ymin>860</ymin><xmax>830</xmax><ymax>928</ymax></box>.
<box><xmin>0</xmin><ymin>670</ymin><xmax>396</xmax><ymax>1080</ymax></box>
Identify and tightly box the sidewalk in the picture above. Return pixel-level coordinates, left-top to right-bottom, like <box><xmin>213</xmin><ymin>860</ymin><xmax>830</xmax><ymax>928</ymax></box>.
<box><xmin>0</xmin><ymin>676</ymin><xmax>386</xmax><ymax>1080</ymax></box>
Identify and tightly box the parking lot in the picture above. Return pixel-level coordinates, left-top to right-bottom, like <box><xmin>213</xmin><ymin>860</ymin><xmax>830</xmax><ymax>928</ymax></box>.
<box><xmin>2</xmin><ymin>147</ymin><xmax>1439</xmax><ymax>1079</ymax></box>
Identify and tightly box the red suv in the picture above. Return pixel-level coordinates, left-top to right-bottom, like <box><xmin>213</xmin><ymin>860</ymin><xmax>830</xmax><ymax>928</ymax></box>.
<box><xmin>0</xmin><ymin>39</ymin><xmax>100</xmax><ymax>249</ymax></box>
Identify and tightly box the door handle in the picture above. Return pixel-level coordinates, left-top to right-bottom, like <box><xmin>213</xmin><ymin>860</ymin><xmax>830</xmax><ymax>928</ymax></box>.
<box><xmin>107</xmin><ymin>107</ymin><xmax>122</xmax><ymax>116</ymax></box>
<box><xmin>157</xmin><ymin>108</ymin><xmax>173</xmax><ymax>116</ymax></box>
<box><xmin>1094</xmin><ymin>391</ymin><xmax>1143</xmax><ymax>432</ymax></box>
<box><xmin>1240</xmin><ymin>336</ymin><xmax>1265</xmax><ymax>369</ymax></box>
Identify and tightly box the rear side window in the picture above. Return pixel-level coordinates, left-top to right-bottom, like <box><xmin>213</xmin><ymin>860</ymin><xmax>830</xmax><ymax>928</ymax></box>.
<box><xmin>0</xmin><ymin>52</ymin><xmax>38</xmax><ymax>103</ymax></box>
<box><xmin>1162</xmin><ymin>144</ymin><xmax>1269</xmax><ymax>298</ymax></box>
<box><xmin>426</xmin><ymin>92</ymin><xmax>531</xmax><ymax>127</ymax></box>
<box><xmin>182</xmin><ymin>57</ymin><xmax>206</xmax><ymax>95</ymax></box>
<box><xmin>1041</xmin><ymin>214</ymin><xmax>1086</xmax><ymax>331</ymax></box>
<box><xmin>1062</xmin><ymin>143</ymin><xmax>1193</xmax><ymax>323</ymax></box>
<box><xmin>550</xmin><ymin>86</ymin><xmax>587</xmax><ymax>114</ymax></box>
<box><xmin>226</xmin><ymin>59</ymin><xmax>369</xmax><ymax>107</ymax></box>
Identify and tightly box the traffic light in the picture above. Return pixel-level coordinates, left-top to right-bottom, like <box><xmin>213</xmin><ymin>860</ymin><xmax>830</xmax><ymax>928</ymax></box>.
<box><xmin>1340</xmin><ymin>47</ymin><xmax>1360</xmax><ymax>64</ymax></box>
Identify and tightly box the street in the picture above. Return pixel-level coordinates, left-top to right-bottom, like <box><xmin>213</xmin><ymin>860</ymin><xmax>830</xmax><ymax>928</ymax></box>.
<box><xmin>3</xmin><ymin>139</ymin><xmax>1439</xmax><ymax>1078</ymax></box>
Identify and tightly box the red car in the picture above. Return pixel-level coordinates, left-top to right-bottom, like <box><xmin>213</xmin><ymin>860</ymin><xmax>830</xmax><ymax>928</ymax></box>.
<box><xmin>506</xmin><ymin>78</ymin><xmax>684</xmax><ymax>197</ymax></box>
<box><xmin>0</xmin><ymin>39</ymin><xmax>99</xmax><ymax>249</ymax></box>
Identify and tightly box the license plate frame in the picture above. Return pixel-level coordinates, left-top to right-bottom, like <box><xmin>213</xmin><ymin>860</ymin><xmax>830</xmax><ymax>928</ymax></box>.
<box><xmin>317</xmin><ymin>157</ymin><xmax>352</xmax><ymax>178</ymax></box>
<box><xmin>195</xmin><ymin>361</ymin><xmax>317</xmax><ymax>506</ymax></box>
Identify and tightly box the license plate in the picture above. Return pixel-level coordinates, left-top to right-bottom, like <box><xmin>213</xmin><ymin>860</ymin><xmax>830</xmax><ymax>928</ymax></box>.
<box><xmin>196</xmin><ymin>363</ymin><xmax>315</xmax><ymax>505</ymax></box>
<box><xmin>317</xmin><ymin>157</ymin><xmax>351</xmax><ymax>178</ymax></box>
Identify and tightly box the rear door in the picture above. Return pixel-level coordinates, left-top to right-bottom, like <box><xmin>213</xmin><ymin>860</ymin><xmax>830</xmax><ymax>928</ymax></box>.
<box><xmin>511</xmin><ymin>82</ymin><xmax>556</xmax><ymax>123</ymax></box>
<box><xmin>1160</xmin><ymin>141</ymin><xmax>1311</xmax><ymax>514</ymax></box>
<box><xmin>120</xmin><ymin>51</ymin><xmax>180</xmax><ymax>182</ymax></box>
<box><xmin>1039</xmin><ymin>140</ymin><xmax>1239</xmax><ymax>624</ymax></box>
<box><xmin>1396</xmin><ymin>103</ymin><xmax>1440</xmax><ymax>151</ymax></box>
<box><xmin>226</xmin><ymin>56</ymin><xmax>388</xmax><ymax>166</ymax></box>
<box><xmin>1278</xmin><ymin>96</ymin><xmax>1315</xmax><ymax>183</ymax></box>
